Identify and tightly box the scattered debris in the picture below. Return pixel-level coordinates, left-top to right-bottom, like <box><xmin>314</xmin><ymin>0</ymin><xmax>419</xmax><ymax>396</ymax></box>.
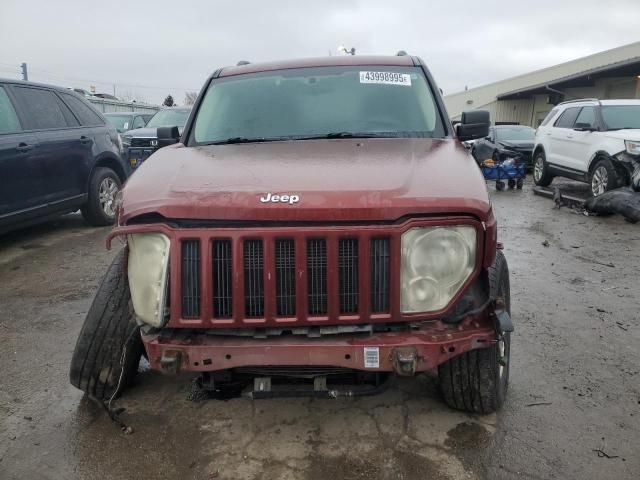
<box><xmin>542</xmin><ymin>240</ymin><xmax>550</xmax><ymax>247</ymax></box>
<box><xmin>584</xmin><ymin>188</ymin><xmax>640</xmax><ymax>223</ymax></box>
<box><xmin>615</xmin><ymin>322</ymin><xmax>629</xmax><ymax>332</ymax></box>
<box><xmin>593</xmin><ymin>449</ymin><xmax>619</xmax><ymax>459</ymax></box>
<box><xmin>553</xmin><ymin>187</ymin><xmax>565</xmax><ymax>209</ymax></box>
<box><xmin>87</xmin><ymin>394</ymin><xmax>133</xmax><ymax>435</ymax></box>
<box><xmin>23</xmin><ymin>416</ymin><xmax>32</xmax><ymax>421</ymax></box>
<box><xmin>596</xmin><ymin>308</ymin><xmax>608</xmax><ymax>313</ymax></box>
<box><xmin>525</xmin><ymin>402</ymin><xmax>553</xmax><ymax>407</ymax></box>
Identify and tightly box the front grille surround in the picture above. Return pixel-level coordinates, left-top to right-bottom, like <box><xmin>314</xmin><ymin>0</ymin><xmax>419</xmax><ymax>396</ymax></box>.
<box><xmin>152</xmin><ymin>217</ymin><xmax>482</xmax><ymax>328</ymax></box>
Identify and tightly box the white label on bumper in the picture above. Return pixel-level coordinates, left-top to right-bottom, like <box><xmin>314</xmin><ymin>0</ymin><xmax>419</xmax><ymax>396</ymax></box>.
<box><xmin>364</xmin><ymin>347</ymin><xmax>380</xmax><ymax>368</ymax></box>
<box><xmin>359</xmin><ymin>71</ymin><xmax>411</xmax><ymax>86</ymax></box>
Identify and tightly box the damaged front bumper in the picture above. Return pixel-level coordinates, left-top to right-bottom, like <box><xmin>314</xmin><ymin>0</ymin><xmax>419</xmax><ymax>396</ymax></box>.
<box><xmin>614</xmin><ymin>152</ymin><xmax>640</xmax><ymax>191</ymax></box>
<box><xmin>142</xmin><ymin>310</ymin><xmax>505</xmax><ymax>377</ymax></box>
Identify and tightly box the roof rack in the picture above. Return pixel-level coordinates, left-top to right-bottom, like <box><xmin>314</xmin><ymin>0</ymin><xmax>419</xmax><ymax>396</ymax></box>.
<box><xmin>557</xmin><ymin>98</ymin><xmax>600</xmax><ymax>105</ymax></box>
<box><xmin>396</xmin><ymin>50</ymin><xmax>408</xmax><ymax>56</ymax></box>
<box><xmin>236</xmin><ymin>60</ymin><xmax>251</xmax><ymax>66</ymax></box>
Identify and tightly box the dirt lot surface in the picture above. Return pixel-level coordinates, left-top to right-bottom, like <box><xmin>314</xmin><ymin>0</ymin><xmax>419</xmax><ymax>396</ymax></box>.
<box><xmin>1</xmin><ymin>179</ymin><xmax>639</xmax><ymax>480</ymax></box>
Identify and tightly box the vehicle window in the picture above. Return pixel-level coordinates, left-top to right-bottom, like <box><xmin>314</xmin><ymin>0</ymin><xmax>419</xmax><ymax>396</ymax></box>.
<box><xmin>55</xmin><ymin>96</ymin><xmax>80</xmax><ymax>127</ymax></box>
<box><xmin>574</xmin><ymin>107</ymin><xmax>595</xmax><ymax>127</ymax></box>
<box><xmin>601</xmin><ymin>105</ymin><xmax>640</xmax><ymax>130</ymax></box>
<box><xmin>105</xmin><ymin>114</ymin><xmax>132</xmax><ymax>133</ymax></box>
<box><xmin>0</xmin><ymin>86</ymin><xmax>22</xmax><ymax>134</ymax></box>
<box><xmin>553</xmin><ymin>107</ymin><xmax>580</xmax><ymax>128</ymax></box>
<box><xmin>133</xmin><ymin>115</ymin><xmax>146</xmax><ymax>129</ymax></box>
<box><xmin>495</xmin><ymin>126</ymin><xmax>535</xmax><ymax>141</ymax></box>
<box><xmin>12</xmin><ymin>87</ymin><xmax>71</xmax><ymax>130</ymax></box>
<box><xmin>146</xmin><ymin>109</ymin><xmax>190</xmax><ymax>128</ymax></box>
<box><xmin>61</xmin><ymin>93</ymin><xmax>104</xmax><ymax>126</ymax></box>
<box><xmin>540</xmin><ymin>108</ymin><xmax>558</xmax><ymax>127</ymax></box>
<box><xmin>191</xmin><ymin>66</ymin><xmax>445</xmax><ymax>144</ymax></box>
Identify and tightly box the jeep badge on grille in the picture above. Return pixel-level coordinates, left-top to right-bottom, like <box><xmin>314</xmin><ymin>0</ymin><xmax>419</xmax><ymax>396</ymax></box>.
<box><xmin>260</xmin><ymin>193</ymin><xmax>300</xmax><ymax>205</ymax></box>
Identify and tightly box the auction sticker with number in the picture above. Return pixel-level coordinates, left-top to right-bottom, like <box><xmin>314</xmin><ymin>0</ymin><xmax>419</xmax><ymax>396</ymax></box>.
<box><xmin>363</xmin><ymin>347</ymin><xmax>380</xmax><ymax>368</ymax></box>
<box><xmin>359</xmin><ymin>71</ymin><xmax>411</xmax><ymax>86</ymax></box>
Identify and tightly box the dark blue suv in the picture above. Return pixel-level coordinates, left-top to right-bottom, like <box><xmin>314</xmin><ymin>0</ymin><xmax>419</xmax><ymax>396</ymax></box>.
<box><xmin>0</xmin><ymin>79</ymin><xmax>130</xmax><ymax>233</ymax></box>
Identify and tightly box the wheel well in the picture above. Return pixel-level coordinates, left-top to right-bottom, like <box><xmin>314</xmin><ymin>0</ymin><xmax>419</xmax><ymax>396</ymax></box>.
<box><xmin>93</xmin><ymin>156</ymin><xmax>126</xmax><ymax>183</ymax></box>
<box><xmin>532</xmin><ymin>146</ymin><xmax>544</xmax><ymax>159</ymax></box>
<box><xmin>588</xmin><ymin>152</ymin><xmax>630</xmax><ymax>184</ymax></box>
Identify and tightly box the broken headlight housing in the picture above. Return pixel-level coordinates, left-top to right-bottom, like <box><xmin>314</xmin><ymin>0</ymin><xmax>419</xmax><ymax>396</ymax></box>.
<box><xmin>401</xmin><ymin>226</ymin><xmax>476</xmax><ymax>313</ymax></box>
<box><xmin>127</xmin><ymin>233</ymin><xmax>170</xmax><ymax>327</ymax></box>
<box><xmin>624</xmin><ymin>140</ymin><xmax>640</xmax><ymax>156</ymax></box>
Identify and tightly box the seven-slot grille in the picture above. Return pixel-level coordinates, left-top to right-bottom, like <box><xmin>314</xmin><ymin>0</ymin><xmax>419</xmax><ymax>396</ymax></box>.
<box><xmin>176</xmin><ymin>235</ymin><xmax>391</xmax><ymax>324</ymax></box>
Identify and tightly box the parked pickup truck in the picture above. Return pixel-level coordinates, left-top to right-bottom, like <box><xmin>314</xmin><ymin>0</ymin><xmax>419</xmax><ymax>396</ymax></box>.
<box><xmin>121</xmin><ymin>107</ymin><xmax>190</xmax><ymax>169</ymax></box>
<box><xmin>70</xmin><ymin>55</ymin><xmax>513</xmax><ymax>413</ymax></box>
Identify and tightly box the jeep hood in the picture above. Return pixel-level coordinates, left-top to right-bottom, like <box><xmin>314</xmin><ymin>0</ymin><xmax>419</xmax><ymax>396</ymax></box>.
<box><xmin>120</xmin><ymin>138</ymin><xmax>491</xmax><ymax>223</ymax></box>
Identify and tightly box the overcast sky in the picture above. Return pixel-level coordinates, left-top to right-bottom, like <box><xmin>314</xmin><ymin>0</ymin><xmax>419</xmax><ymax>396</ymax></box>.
<box><xmin>1</xmin><ymin>0</ymin><xmax>639</xmax><ymax>105</ymax></box>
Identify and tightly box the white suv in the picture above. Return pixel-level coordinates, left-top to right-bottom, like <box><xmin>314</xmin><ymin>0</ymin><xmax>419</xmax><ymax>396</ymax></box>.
<box><xmin>532</xmin><ymin>99</ymin><xmax>640</xmax><ymax>196</ymax></box>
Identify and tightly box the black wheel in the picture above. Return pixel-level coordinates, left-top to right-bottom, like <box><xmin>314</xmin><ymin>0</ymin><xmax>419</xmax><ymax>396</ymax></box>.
<box><xmin>590</xmin><ymin>158</ymin><xmax>622</xmax><ymax>197</ymax></box>
<box><xmin>516</xmin><ymin>178</ymin><xmax>524</xmax><ymax>189</ymax></box>
<box><xmin>81</xmin><ymin>167</ymin><xmax>122</xmax><ymax>226</ymax></box>
<box><xmin>438</xmin><ymin>250</ymin><xmax>511</xmax><ymax>414</ymax></box>
<box><xmin>69</xmin><ymin>249</ymin><xmax>143</xmax><ymax>401</ymax></box>
<box><xmin>496</xmin><ymin>180</ymin><xmax>506</xmax><ymax>191</ymax></box>
<box><xmin>508</xmin><ymin>179</ymin><xmax>516</xmax><ymax>189</ymax></box>
<box><xmin>532</xmin><ymin>151</ymin><xmax>553</xmax><ymax>187</ymax></box>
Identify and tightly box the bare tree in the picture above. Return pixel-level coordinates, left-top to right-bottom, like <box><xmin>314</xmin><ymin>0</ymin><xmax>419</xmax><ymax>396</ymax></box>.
<box><xmin>184</xmin><ymin>91</ymin><xmax>198</xmax><ymax>106</ymax></box>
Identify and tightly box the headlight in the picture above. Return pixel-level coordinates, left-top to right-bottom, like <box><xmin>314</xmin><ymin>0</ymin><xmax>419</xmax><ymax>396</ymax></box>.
<box><xmin>122</xmin><ymin>135</ymin><xmax>132</xmax><ymax>147</ymax></box>
<box><xmin>625</xmin><ymin>140</ymin><xmax>640</xmax><ymax>156</ymax></box>
<box><xmin>401</xmin><ymin>226</ymin><xmax>476</xmax><ymax>313</ymax></box>
<box><xmin>128</xmin><ymin>233</ymin><xmax>170</xmax><ymax>327</ymax></box>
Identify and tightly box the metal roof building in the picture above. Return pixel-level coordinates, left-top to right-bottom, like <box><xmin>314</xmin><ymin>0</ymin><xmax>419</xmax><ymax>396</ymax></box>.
<box><xmin>444</xmin><ymin>41</ymin><xmax>640</xmax><ymax>127</ymax></box>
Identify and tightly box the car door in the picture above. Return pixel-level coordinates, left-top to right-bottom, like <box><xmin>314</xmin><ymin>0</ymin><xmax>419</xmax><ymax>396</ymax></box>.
<box><xmin>0</xmin><ymin>85</ymin><xmax>42</xmax><ymax>221</ymax></box>
<box><xmin>10</xmin><ymin>85</ymin><xmax>90</xmax><ymax>207</ymax></box>
<box><xmin>547</xmin><ymin>106</ymin><xmax>580</xmax><ymax>168</ymax></box>
<box><xmin>562</xmin><ymin>106</ymin><xmax>597</xmax><ymax>173</ymax></box>
<box><xmin>58</xmin><ymin>92</ymin><xmax>111</xmax><ymax>198</ymax></box>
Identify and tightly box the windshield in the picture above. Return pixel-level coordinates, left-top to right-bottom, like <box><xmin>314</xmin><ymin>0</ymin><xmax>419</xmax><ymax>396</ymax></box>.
<box><xmin>495</xmin><ymin>127</ymin><xmax>535</xmax><ymax>141</ymax></box>
<box><xmin>190</xmin><ymin>66</ymin><xmax>445</xmax><ymax>144</ymax></box>
<box><xmin>601</xmin><ymin>105</ymin><xmax>640</xmax><ymax>130</ymax></box>
<box><xmin>146</xmin><ymin>109</ymin><xmax>190</xmax><ymax>128</ymax></box>
<box><xmin>105</xmin><ymin>114</ymin><xmax>132</xmax><ymax>133</ymax></box>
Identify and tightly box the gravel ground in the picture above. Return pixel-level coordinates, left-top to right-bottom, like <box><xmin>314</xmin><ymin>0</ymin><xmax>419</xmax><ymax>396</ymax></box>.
<box><xmin>1</xmin><ymin>179</ymin><xmax>638</xmax><ymax>480</ymax></box>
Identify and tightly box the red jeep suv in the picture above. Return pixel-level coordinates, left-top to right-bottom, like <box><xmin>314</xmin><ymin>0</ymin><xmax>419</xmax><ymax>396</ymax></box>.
<box><xmin>70</xmin><ymin>55</ymin><xmax>512</xmax><ymax>413</ymax></box>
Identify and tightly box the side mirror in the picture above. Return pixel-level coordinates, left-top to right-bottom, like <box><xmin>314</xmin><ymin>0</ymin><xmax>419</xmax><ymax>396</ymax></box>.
<box><xmin>457</xmin><ymin>110</ymin><xmax>490</xmax><ymax>142</ymax></box>
<box><xmin>157</xmin><ymin>126</ymin><xmax>180</xmax><ymax>147</ymax></box>
<box><xmin>574</xmin><ymin>122</ymin><xmax>595</xmax><ymax>132</ymax></box>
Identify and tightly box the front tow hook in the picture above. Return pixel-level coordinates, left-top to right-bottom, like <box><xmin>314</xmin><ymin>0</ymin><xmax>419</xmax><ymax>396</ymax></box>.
<box><xmin>392</xmin><ymin>347</ymin><xmax>418</xmax><ymax>376</ymax></box>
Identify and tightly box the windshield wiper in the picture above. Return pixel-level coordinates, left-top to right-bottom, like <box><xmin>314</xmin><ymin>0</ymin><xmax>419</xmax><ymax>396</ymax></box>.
<box><xmin>293</xmin><ymin>132</ymin><xmax>397</xmax><ymax>140</ymax></box>
<box><xmin>207</xmin><ymin>136</ymin><xmax>287</xmax><ymax>145</ymax></box>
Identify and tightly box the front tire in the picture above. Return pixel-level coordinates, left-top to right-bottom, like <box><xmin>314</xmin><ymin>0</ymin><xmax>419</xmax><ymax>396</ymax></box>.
<box><xmin>81</xmin><ymin>167</ymin><xmax>121</xmax><ymax>226</ymax></box>
<box><xmin>69</xmin><ymin>249</ymin><xmax>142</xmax><ymax>401</ymax></box>
<box><xmin>590</xmin><ymin>158</ymin><xmax>621</xmax><ymax>197</ymax></box>
<box><xmin>438</xmin><ymin>251</ymin><xmax>511</xmax><ymax>414</ymax></box>
<box><xmin>533</xmin><ymin>151</ymin><xmax>553</xmax><ymax>187</ymax></box>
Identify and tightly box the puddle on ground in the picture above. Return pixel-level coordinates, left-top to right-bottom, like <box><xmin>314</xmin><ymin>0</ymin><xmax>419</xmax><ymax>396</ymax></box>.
<box><xmin>445</xmin><ymin>421</ymin><xmax>491</xmax><ymax>450</ymax></box>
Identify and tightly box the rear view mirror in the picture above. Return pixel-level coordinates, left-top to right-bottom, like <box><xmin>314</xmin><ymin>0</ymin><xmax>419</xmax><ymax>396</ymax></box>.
<box><xmin>157</xmin><ymin>126</ymin><xmax>180</xmax><ymax>147</ymax></box>
<box><xmin>457</xmin><ymin>110</ymin><xmax>490</xmax><ymax>142</ymax></box>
